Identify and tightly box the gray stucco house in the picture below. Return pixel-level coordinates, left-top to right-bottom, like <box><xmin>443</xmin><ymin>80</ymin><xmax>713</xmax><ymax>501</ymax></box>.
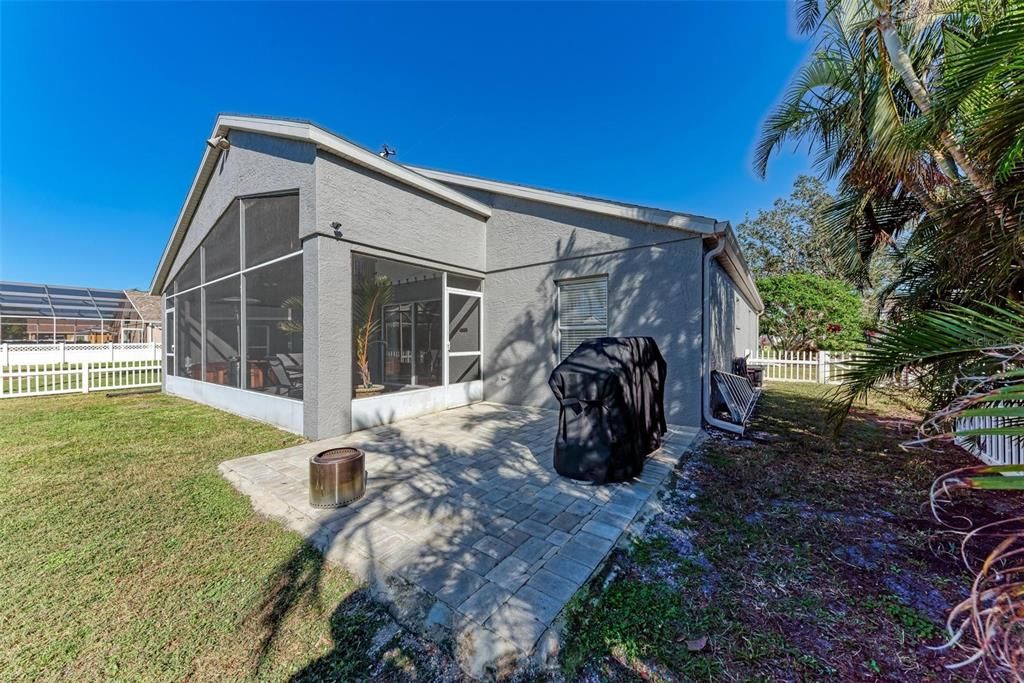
<box><xmin>150</xmin><ymin>115</ymin><xmax>762</xmax><ymax>439</ymax></box>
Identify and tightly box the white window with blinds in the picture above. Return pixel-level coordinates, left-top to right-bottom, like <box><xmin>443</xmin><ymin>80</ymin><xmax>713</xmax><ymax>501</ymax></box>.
<box><xmin>557</xmin><ymin>276</ymin><xmax>609</xmax><ymax>361</ymax></box>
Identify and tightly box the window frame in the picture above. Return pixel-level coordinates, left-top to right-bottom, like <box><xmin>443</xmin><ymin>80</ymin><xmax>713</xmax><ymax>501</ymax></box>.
<box><xmin>556</xmin><ymin>275</ymin><xmax>609</xmax><ymax>362</ymax></box>
<box><xmin>350</xmin><ymin>253</ymin><xmax>484</xmax><ymax>398</ymax></box>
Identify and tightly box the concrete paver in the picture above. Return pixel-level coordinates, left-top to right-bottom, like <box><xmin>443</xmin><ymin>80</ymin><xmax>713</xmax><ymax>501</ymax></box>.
<box><xmin>219</xmin><ymin>401</ymin><xmax>700</xmax><ymax>678</ymax></box>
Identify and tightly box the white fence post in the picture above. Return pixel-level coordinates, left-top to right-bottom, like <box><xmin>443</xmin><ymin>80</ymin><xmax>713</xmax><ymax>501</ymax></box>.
<box><xmin>80</xmin><ymin>361</ymin><xmax>89</xmax><ymax>394</ymax></box>
<box><xmin>108</xmin><ymin>342</ymin><xmax>115</xmax><ymax>362</ymax></box>
<box><xmin>1</xmin><ymin>343</ymin><xmax>7</xmax><ymax>368</ymax></box>
<box><xmin>59</xmin><ymin>342</ymin><xmax>66</xmax><ymax>364</ymax></box>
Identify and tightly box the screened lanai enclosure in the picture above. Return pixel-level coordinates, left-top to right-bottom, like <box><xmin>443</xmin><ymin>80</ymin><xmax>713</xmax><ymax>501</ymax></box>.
<box><xmin>0</xmin><ymin>281</ymin><xmax>161</xmax><ymax>344</ymax></box>
<box><xmin>163</xmin><ymin>193</ymin><xmax>304</xmax><ymax>401</ymax></box>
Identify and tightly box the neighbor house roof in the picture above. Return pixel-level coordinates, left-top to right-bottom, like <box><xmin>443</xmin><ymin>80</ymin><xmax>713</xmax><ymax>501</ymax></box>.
<box><xmin>124</xmin><ymin>289</ymin><xmax>162</xmax><ymax>323</ymax></box>
<box><xmin>150</xmin><ymin>114</ymin><xmax>762</xmax><ymax>312</ymax></box>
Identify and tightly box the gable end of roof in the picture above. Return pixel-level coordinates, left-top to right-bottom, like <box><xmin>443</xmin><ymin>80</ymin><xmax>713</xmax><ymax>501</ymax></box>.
<box><xmin>149</xmin><ymin>115</ymin><xmax>490</xmax><ymax>294</ymax></box>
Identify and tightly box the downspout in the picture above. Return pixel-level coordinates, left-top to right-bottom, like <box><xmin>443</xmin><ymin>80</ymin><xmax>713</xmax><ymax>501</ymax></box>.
<box><xmin>702</xmin><ymin>229</ymin><xmax>745</xmax><ymax>434</ymax></box>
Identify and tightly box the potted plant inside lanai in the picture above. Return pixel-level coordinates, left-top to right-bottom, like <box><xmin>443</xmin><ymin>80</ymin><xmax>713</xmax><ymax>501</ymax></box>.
<box><xmin>353</xmin><ymin>273</ymin><xmax>392</xmax><ymax>398</ymax></box>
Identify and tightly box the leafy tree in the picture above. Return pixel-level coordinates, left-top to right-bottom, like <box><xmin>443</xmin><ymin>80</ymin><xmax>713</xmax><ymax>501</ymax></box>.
<box><xmin>758</xmin><ymin>273</ymin><xmax>866</xmax><ymax>351</ymax></box>
<box><xmin>737</xmin><ymin>175</ymin><xmax>845</xmax><ymax>280</ymax></box>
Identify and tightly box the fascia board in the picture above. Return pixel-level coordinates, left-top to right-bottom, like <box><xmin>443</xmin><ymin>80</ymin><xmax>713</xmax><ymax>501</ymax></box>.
<box><xmin>411</xmin><ymin>166</ymin><xmax>718</xmax><ymax>235</ymax></box>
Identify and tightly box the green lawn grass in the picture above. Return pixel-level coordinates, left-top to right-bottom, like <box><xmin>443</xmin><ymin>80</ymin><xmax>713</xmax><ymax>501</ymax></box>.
<box><xmin>0</xmin><ymin>392</ymin><xmax>384</xmax><ymax>681</ymax></box>
<box><xmin>4</xmin><ymin>384</ymin><xmax>991</xmax><ymax>681</ymax></box>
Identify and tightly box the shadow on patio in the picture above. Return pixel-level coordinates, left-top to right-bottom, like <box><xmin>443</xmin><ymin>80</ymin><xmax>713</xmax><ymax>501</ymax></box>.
<box><xmin>227</xmin><ymin>231</ymin><xmax>703</xmax><ymax>679</ymax></box>
<box><xmin>224</xmin><ymin>402</ymin><xmax>697</xmax><ymax>680</ymax></box>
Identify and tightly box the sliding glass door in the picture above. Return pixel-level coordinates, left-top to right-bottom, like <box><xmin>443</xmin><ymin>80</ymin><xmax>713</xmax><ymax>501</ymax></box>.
<box><xmin>382</xmin><ymin>304</ymin><xmax>412</xmax><ymax>386</ymax></box>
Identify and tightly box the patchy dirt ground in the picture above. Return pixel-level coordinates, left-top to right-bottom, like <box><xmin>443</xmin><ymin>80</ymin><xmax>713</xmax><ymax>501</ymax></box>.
<box><xmin>561</xmin><ymin>382</ymin><xmax>1020</xmax><ymax>682</ymax></box>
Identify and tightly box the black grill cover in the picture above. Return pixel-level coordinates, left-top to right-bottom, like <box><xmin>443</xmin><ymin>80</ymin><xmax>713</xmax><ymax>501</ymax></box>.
<box><xmin>548</xmin><ymin>337</ymin><xmax>667</xmax><ymax>484</ymax></box>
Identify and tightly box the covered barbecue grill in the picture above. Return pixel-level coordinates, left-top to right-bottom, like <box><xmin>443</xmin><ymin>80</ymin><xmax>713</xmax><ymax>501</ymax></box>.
<box><xmin>548</xmin><ymin>336</ymin><xmax>667</xmax><ymax>484</ymax></box>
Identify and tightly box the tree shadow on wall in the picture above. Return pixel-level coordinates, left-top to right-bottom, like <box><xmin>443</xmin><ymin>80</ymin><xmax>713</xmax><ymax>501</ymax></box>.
<box><xmin>243</xmin><ymin>224</ymin><xmax>704</xmax><ymax>680</ymax></box>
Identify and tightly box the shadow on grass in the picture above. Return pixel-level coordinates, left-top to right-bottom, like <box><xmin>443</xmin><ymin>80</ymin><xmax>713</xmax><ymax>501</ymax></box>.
<box><xmin>246</xmin><ymin>533</ymin><xmax>408</xmax><ymax>680</ymax></box>
<box><xmin>288</xmin><ymin>587</ymin><xmax>387</xmax><ymax>681</ymax></box>
<box><xmin>249</xmin><ymin>544</ymin><xmax>325</xmax><ymax>676</ymax></box>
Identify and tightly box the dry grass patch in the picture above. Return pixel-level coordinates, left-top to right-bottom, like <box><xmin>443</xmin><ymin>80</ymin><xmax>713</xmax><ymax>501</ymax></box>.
<box><xmin>562</xmin><ymin>383</ymin><xmax>1016</xmax><ymax>681</ymax></box>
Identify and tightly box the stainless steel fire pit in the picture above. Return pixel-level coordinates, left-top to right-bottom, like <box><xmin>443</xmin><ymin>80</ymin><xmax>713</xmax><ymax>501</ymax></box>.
<box><xmin>309</xmin><ymin>447</ymin><xmax>365</xmax><ymax>508</ymax></box>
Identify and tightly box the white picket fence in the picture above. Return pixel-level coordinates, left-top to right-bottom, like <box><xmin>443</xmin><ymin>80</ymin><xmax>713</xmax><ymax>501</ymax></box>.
<box><xmin>0</xmin><ymin>360</ymin><xmax>162</xmax><ymax>398</ymax></box>
<box><xmin>746</xmin><ymin>349</ymin><xmax>855</xmax><ymax>384</ymax></box>
<box><xmin>1</xmin><ymin>342</ymin><xmax>161</xmax><ymax>366</ymax></box>
<box><xmin>955</xmin><ymin>405</ymin><xmax>1024</xmax><ymax>467</ymax></box>
<box><xmin>748</xmin><ymin>348</ymin><xmax>1022</xmax><ymax>468</ymax></box>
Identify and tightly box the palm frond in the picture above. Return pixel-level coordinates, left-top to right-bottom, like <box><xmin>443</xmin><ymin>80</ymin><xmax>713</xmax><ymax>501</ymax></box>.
<box><xmin>830</xmin><ymin>301</ymin><xmax>1024</xmax><ymax>419</ymax></box>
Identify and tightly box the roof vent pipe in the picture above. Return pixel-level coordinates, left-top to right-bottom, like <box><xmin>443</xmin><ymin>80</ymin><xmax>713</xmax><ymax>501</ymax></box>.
<box><xmin>702</xmin><ymin>230</ymin><xmax>745</xmax><ymax>434</ymax></box>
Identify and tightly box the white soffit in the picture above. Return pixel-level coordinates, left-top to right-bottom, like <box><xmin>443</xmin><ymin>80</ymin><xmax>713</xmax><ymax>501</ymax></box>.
<box><xmin>712</xmin><ymin>224</ymin><xmax>764</xmax><ymax>313</ymax></box>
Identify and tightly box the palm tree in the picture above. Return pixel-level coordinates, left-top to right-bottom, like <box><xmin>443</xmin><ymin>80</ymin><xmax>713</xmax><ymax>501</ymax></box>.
<box><xmin>762</xmin><ymin>3</ymin><xmax>1024</xmax><ymax>673</ymax></box>
<box><xmin>758</xmin><ymin>0</ymin><xmax>1024</xmax><ymax>315</ymax></box>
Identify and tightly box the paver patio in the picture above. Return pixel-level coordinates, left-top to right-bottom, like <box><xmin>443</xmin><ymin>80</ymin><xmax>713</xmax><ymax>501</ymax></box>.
<box><xmin>220</xmin><ymin>402</ymin><xmax>700</xmax><ymax>678</ymax></box>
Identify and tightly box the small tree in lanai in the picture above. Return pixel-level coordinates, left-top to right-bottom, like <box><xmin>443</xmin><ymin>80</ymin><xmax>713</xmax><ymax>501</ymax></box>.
<box><xmin>352</xmin><ymin>273</ymin><xmax>392</xmax><ymax>394</ymax></box>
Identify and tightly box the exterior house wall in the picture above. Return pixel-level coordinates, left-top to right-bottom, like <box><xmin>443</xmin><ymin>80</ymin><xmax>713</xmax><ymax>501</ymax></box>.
<box><xmin>161</xmin><ymin>131</ymin><xmax>316</xmax><ymax>434</ymax></box>
<box><xmin>302</xmin><ymin>236</ymin><xmax>352</xmax><ymax>439</ymax></box>
<box><xmin>158</xmin><ymin>121</ymin><xmax>761</xmax><ymax>437</ymax></box>
<box><xmin>708</xmin><ymin>260</ymin><xmax>759</xmax><ymax>373</ymax></box>
<box><xmin>164</xmin><ymin>131</ymin><xmax>317</xmax><ymax>285</ymax></box>
<box><xmin>313</xmin><ymin>152</ymin><xmax>487</xmax><ymax>272</ymax></box>
<box><xmin>734</xmin><ymin>287</ymin><xmax>760</xmax><ymax>358</ymax></box>
<box><xmin>454</xmin><ymin>190</ymin><xmax>706</xmax><ymax>428</ymax></box>
<box><xmin>304</xmin><ymin>154</ymin><xmax>488</xmax><ymax>438</ymax></box>
<box><xmin>159</xmin><ymin>133</ymin><xmax>489</xmax><ymax>439</ymax></box>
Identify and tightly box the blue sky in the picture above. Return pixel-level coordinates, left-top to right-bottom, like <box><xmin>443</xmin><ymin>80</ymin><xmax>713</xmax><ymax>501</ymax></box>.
<box><xmin>1</xmin><ymin>1</ymin><xmax>813</xmax><ymax>290</ymax></box>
